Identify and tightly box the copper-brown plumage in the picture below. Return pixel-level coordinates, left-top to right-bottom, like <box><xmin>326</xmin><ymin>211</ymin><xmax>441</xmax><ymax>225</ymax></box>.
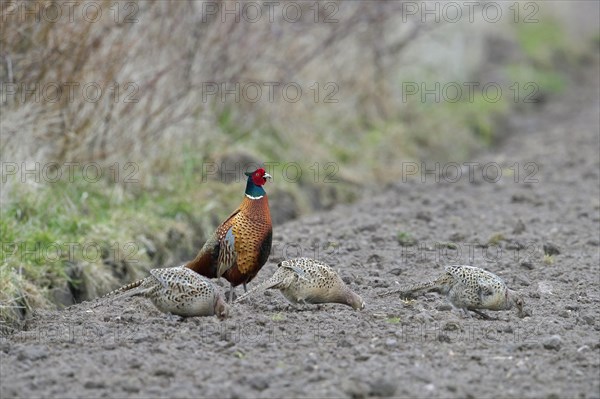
<box><xmin>185</xmin><ymin>168</ymin><xmax>272</xmax><ymax>300</ymax></box>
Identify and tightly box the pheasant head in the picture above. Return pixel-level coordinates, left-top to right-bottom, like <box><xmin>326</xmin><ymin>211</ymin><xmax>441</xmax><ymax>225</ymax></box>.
<box><xmin>244</xmin><ymin>168</ymin><xmax>272</xmax><ymax>199</ymax></box>
<box><xmin>507</xmin><ymin>289</ymin><xmax>526</xmax><ymax>317</ymax></box>
<box><xmin>214</xmin><ymin>293</ymin><xmax>230</xmax><ymax>320</ymax></box>
<box><xmin>347</xmin><ymin>290</ymin><xmax>366</xmax><ymax>310</ymax></box>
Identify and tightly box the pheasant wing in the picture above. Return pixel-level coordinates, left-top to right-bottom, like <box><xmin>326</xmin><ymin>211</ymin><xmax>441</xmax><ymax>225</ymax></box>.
<box><xmin>280</xmin><ymin>262</ymin><xmax>310</xmax><ymax>282</ymax></box>
<box><xmin>217</xmin><ymin>226</ymin><xmax>238</xmax><ymax>278</ymax></box>
<box><xmin>477</xmin><ymin>278</ymin><xmax>495</xmax><ymax>298</ymax></box>
<box><xmin>149</xmin><ymin>268</ymin><xmax>172</xmax><ymax>290</ymax></box>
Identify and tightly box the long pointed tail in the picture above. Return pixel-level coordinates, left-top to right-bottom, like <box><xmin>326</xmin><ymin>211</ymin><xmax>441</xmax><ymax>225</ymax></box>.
<box><xmin>102</xmin><ymin>278</ymin><xmax>145</xmax><ymax>298</ymax></box>
<box><xmin>90</xmin><ymin>279</ymin><xmax>146</xmax><ymax>308</ymax></box>
<box><xmin>378</xmin><ymin>279</ymin><xmax>438</xmax><ymax>298</ymax></box>
<box><xmin>87</xmin><ymin>277</ymin><xmax>151</xmax><ymax>310</ymax></box>
<box><xmin>234</xmin><ymin>275</ymin><xmax>282</xmax><ymax>304</ymax></box>
<box><xmin>107</xmin><ymin>285</ymin><xmax>149</xmax><ymax>303</ymax></box>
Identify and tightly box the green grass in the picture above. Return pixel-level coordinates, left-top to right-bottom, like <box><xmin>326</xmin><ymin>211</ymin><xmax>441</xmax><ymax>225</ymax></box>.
<box><xmin>0</xmin><ymin>173</ymin><xmax>242</xmax><ymax>325</ymax></box>
<box><xmin>543</xmin><ymin>254</ymin><xmax>555</xmax><ymax>265</ymax></box>
<box><xmin>438</xmin><ymin>242</ymin><xmax>458</xmax><ymax>250</ymax></box>
<box><xmin>509</xmin><ymin>16</ymin><xmax>568</xmax><ymax>100</ymax></box>
<box><xmin>397</xmin><ymin>232</ymin><xmax>417</xmax><ymax>247</ymax></box>
<box><xmin>271</xmin><ymin>313</ymin><xmax>285</xmax><ymax>321</ymax></box>
<box><xmin>505</xmin><ymin>64</ymin><xmax>565</xmax><ymax>97</ymax></box>
<box><xmin>515</xmin><ymin>19</ymin><xmax>565</xmax><ymax>67</ymax></box>
<box><xmin>488</xmin><ymin>233</ymin><xmax>506</xmax><ymax>246</ymax></box>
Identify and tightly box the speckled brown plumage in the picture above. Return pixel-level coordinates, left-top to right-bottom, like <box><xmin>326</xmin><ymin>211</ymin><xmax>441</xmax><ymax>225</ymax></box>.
<box><xmin>379</xmin><ymin>265</ymin><xmax>525</xmax><ymax>318</ymax></box>
<box><xmin>185</xmin><ymin>168</ymin><xmax>272</xmax><ymax>300</ymax></box>
<box><xmin>235</xmin><ymin>258</ymin><xmax>365</xmax><ymax>310</ymax></box>
<box><xmin>103</xmin><ymin>265</ymin><xmax>229</xmax><ymax>318</ymax></box>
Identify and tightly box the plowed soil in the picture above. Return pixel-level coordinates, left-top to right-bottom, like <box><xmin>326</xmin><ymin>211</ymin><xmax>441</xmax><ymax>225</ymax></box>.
<box><xmin>2</xmin><ymin>66</ymin><xmax>599</xmax><ymax>398</ymax></box>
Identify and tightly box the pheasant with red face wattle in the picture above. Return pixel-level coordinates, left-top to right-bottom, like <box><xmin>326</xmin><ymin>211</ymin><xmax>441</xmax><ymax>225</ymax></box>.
<box><xmin>185</xmin><ymin>168</ymin><xmax>273</xmax><ymax>301</ymax></box>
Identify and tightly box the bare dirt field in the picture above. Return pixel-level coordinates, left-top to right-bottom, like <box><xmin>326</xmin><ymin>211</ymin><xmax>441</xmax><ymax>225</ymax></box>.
<box><xmin>1</xmin><ymin>66</ymin><xmax>599</xmax><ymax>398</ymax></box>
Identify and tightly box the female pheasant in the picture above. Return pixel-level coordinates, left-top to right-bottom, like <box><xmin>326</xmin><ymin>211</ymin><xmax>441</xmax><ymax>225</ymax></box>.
<box><xmin>185</xmin><ymin>168</ymin><xmax>272</xmax><ymax>301</ymax></box>
<box><xmin>235</xmin><ymin>258</ymin><xmax>365</xmax><ymax>310</ymax></box>
<box><xmin>101</xmin><ymin>265</ymin><xmax>229</xmax><ymax>318</ymax></box>
<box><xmin>379</xmin><ymin>265</ymin><xmax>525</xmax><ymax>319</ymax></box>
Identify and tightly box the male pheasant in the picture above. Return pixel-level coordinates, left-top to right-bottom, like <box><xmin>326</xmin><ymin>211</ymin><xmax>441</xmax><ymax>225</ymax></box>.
<box><xmin>186</xmin><ymin>168</ymin><xmax>272</xmax><ymax>301</ymax></box>
<box><xmin>379</xmin><ymin>265</ymin><xmax>525</xmax><ymax>319</ymax></box>
<box><xmin>235</xmin><ymin>258</ymin><xmax>365</xmax><ymax>310</ymax></box>
<box><xmin>101</xmin><ymin>265</ymin><xmax>229</xmax><ymax>318</ymax></box>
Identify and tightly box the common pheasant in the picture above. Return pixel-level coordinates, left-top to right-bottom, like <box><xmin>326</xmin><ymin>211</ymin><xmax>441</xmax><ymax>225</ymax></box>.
<box><xmin>186</xmin><ymin>168</ymin><xmax>272</xmax><ymax>301</ymax></box>
<box><xmin>102</xmin><ymin>265</ymin><xmax>229</xmax><ymax>318</ymax></box>
<box><xmin>379</xmin><ymin>265</ymin><xmax>525</xmax><ymax>319</ymax></box>
<box><xmin>235</xmin><ymin>257</ymin><xmax>365</xmax><ymax>310</ymax></box>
